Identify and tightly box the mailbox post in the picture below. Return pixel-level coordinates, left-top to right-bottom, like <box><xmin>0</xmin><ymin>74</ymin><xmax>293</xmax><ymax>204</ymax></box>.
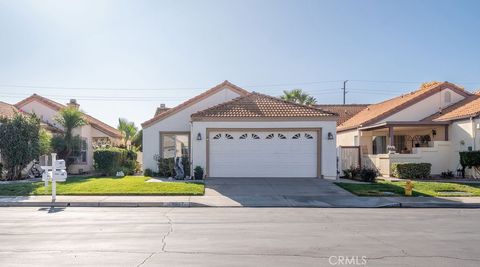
<box><xmin>41</xmin><ymin>153</ymin><xmax>67</xmax><ymax>202</ymax></box>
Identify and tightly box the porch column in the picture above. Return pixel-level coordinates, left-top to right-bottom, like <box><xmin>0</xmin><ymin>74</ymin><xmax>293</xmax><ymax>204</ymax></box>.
<box><xmin>388</xmin><ymin>126</ymin><xmax>394</xmax><ymax>146</ymax></box>
<box><xmin>444</xmin><ymin>125</ymin><xmax>449</xmax><ymax>141</ymax></box>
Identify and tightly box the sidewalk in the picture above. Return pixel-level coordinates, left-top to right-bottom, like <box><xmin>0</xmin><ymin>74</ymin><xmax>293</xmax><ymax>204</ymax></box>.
<box><xmin>1</xmin><ymin>194</ymin><xmax>480</xmax><ymax>208</ymax></box>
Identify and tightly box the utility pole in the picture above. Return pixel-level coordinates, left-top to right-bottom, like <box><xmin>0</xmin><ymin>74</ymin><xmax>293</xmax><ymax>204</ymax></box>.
<box><xmin>342</xmin><ymin>80</ymin><xmax>348</xmax><ymax>105</ymax></box>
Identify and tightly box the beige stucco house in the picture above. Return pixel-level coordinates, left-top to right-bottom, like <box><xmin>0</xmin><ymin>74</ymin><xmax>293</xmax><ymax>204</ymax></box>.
<box><xmin>14</xmin><ymin>94</ymin><xmax>122</xmax><ymax>174</ymax></box>
<box><xmin>142</xmin><ymin>81</ymin><xmax>339</xmax><ymax>179</ymax></box>
<box><xmin>337</xmin><ymin>81</ymin><xmax>480</xmax><ymax>177</ymax></box>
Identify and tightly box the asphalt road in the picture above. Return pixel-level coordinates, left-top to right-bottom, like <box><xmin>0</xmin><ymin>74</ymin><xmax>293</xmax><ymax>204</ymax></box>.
<box><xmin>0</xmin><ymin>207</ymin><xmax>479</xmax><ymax>267</ymax></box>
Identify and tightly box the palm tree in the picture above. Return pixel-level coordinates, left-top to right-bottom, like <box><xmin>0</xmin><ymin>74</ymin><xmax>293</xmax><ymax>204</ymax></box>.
<box><xmin>117</xmin><ymin>118</ymin><xmax>138</xmax><ymax>148</ymax></box>
<box><xmin>52</xmin><ymin>107</ymin><xmax>87</xmax><ymax>166</ymax></box>
<box><xmin>280</xmin><ymin>89</ymin><xmax>317</xmax><ymax>105</ymax></box>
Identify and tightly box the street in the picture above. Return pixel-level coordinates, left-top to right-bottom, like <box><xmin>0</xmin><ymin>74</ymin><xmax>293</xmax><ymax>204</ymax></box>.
<box><xmin>0</xmin><ymin>208</ymin><xmax>479</xmax><ymax>267</ymax></box>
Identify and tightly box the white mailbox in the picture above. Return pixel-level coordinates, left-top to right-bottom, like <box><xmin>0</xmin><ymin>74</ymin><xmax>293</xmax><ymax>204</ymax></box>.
<box><xmin>55</xmin><ymin>159</ymin><xmax>66</xmax><ymax>170</ymax></box>
<box><xmin>53</xmin><ymin>170</ymin><xmax>67</xmax><ymax>181</ymax></box>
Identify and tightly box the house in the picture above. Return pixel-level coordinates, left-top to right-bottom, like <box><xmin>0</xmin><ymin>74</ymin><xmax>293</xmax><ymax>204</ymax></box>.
<box><xmin>336</xmin><ymin>81</ymin><xmax>479</xmax><ymax>177</ymax></box>
<box><xmin>0</xmin><ymin>101</ymin><xmax>19</xmax><ymax>120</ymax></box>
<box><xmin>142</xmin><ymin>81</ymin><xmax>339</xmax><ymax>179</ymax></box>
<box><xmin>14</xmin><ymin>94</ymin><xmax>122</xmax><ymax>174</ymax></box>
<box><xmin>316</xmin><ymin>104</ymin><xmax>369</xmax><ymax>125</ymax></box>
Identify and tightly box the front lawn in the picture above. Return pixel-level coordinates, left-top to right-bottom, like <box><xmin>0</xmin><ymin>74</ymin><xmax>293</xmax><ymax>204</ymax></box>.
<box><xmin>335</xmin><ymin>180</ymin><xmax>480</xmax><ymax>197</ymax></box>
<box><xmin>0</xmin><ymin>176</ymin><xmax>204</xmax><ymax>196</ymax></box>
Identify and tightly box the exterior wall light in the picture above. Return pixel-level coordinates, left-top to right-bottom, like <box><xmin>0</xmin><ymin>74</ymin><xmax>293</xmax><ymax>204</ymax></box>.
<box><xmin>328</xmin><ymin>132</ymin><xmax>334</xmax><ymax>140</ymax></box>
<box><xmin>196</xmin><ymin>133</ymin><xmax>202</xmax><ymax>141</ymax></box>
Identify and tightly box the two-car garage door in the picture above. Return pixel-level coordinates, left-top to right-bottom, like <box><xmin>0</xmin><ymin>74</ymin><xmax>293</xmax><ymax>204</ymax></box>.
<box><xmin>208</xmin><ymin>130</ymin><xmax>320</xmax><ymax>178</ymax></box>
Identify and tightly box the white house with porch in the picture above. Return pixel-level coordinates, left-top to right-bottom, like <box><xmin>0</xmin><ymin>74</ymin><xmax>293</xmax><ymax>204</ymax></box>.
<box><xmin>337</xmin><ymin>81</ymin><xmax>479</xmax><ymax>177</ymax></box>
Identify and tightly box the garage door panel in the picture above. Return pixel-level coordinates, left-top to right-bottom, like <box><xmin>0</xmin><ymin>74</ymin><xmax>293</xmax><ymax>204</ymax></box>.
<box><xmin>209</xmin><ymin>130</ymin><xmax>319</xmax><ymax>178</ymax></box>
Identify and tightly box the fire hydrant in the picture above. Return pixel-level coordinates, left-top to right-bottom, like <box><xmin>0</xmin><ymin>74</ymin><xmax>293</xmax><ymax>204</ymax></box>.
<box><xmin>405</xmin><ymin>180</ymin><xmax>414</xmax><ymax>196</ymax></box>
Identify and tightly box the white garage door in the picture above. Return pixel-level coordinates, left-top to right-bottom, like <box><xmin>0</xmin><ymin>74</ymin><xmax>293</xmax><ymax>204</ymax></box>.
<box><xmin>208</xmin><ymin>130</ymin><xmax>319</xmax><ymax>178</ymax></box>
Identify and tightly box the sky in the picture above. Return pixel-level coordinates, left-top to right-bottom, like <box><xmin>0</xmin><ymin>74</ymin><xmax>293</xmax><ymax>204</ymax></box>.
<box><xmin>1</xmin><ymin>0</ymin><xmax>480</xmax><ymax>128</ymax></box>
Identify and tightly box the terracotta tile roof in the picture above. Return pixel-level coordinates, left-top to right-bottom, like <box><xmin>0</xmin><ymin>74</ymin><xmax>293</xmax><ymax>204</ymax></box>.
<box><xmin>14</xmin><ymin>94</ymin><xmax>122</xmax><ymax>138</ymax></box>
<box><xmin>191</xmin><ymin>92</ymin><xmax>338</xmax><ymax>120</ymax></box>
<box><xmin>0</xmin><ymin>101</ymin><xmax>18</xmax><ymax>119</ymax></box>
<box><xmin>316</xmin><ymin>104</ymin><xmax>369</xmax><ymax>125</ymax></box>
<box><xmin>338</xmin><ymin>81</ymin><xmax>471</xmax><ymax>131</ymax></box>
<box><xmin>142</xmin><ymin>80</ymin><xmax>250</xmax><ymax>128</ymax></box>
<box><xmin>424</xmin><ymin>91</ymin><xmax>480</xmax><ymax>121</ymax></box>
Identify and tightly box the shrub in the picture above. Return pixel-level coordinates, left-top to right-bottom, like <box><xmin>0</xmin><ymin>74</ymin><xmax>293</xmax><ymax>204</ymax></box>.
<box><xmin>194</xmin><ymin>166</ymin><xmax>204</xmax><ymax>180</ymax></box>
<box><xmin>144</xmin><ymin>168</ymin><xmax>153</xmax><ymax>177</ymax></box>
<box><xmin>0</xmin><ymin>113</ymin><xmax>41</xmax><ymax>180</ymax></box>
<box><xmin>391</xmin><ymin>163</ymin><xmax>431</xmax><ymax>179</ymax></box>
<box><xmin>459</xmin><ymin>151</ymin><xmax>480</xmax><ymax>168</ymax></box>
<box><xmin>155</xmin><ymin>155</ymin><xmax>190</xmax><ymax>178</ymax></box>
<box><xmin>94</xmin><ymin>148</ymin><xmax>139</xmax><ymax>176</ymax></box>
<box><xmin>441</xmin><ymin>170</ymin><xmax>454</xmax><ymax>179</ymax></box>
<box><xmin>342</xmin><ymin>166</ymin><xmax>360</xmax><ymax>179</ymax></box>
<box><xmin>94</xmin><ymin>148</ymin><xmax>124</xmax><ymax>176</ymax></box>
<box><xmin>0</xmin><ymin>163</ymin><xmax>3</xmax><ymax>178</ymax></box>
<box><xmin>359</xmin><ymin>167</ymin><xmax>378</xmax><ymax>182</ymax></box>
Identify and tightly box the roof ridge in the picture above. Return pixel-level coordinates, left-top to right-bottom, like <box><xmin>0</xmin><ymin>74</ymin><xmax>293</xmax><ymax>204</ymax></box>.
<box><xmin>142</xmin><ymin>80</ymin><xmax>250</xmax><ymax>128</ymax></box>
<box><xmin>249</xmin><ymin>91</ymin><xmax>338</xmax><ymax>116</ymax></box>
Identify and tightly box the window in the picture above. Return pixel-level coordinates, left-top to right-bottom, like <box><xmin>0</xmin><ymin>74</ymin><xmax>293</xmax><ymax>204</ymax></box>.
<box><xmin>162</xmin><ymin>133</ymin><xmax>189</xmax><ymax>158</ymax></box>
<box><xmin>70</xmin><ymin>138</ymin><xmax>88</xmax><ymax>164</ymax></box>
<box><xmin>444</xmin><ymin>91</ymin><xmax>452</xmax><ymax>104</ymax></box>
<box><xmin>372</xmin><ymin>136</ymin><xmax>386</xmax><ymax>154</ymax></box>
<box><xmin>251</xmin><ymin>134</ymin><xmax>260</xmax><ymax>139</ymax></box>
<box><xmin>213</xmin><ymin>134</ymin><xmax>221</xmax><ymax>140</ymax></box>
<box><xmin>278</xmin><ymin>133</ymin><xmax>286</xmax><ymax>139</ymax></box>
<box><xmin>266</xmin><ymin>133</ymin><xmax>274</xmax><ymax>139</ymax></box>
<box><xmin>225</xmin><ymin>134</ymin><xmax>233</xmax><ymax>139</ymax></box>
<box><xmin>292</xmin><ymin>133</ymin><xmax>301</xmax><ymax>139</ymax></box>
<box><xmin>305</xmin><ymin>133</ymin><xmax>314</xmax><ymax>139</ymax></box>
<box><xmin>353</xmin><ymin>135</ymin><xmax>359</xmax><ymax>146</ymax></box>
<box><xmin>239</xmin><ymin>133</ymin><xmax>248</xmax><ymax>139</ymax></box>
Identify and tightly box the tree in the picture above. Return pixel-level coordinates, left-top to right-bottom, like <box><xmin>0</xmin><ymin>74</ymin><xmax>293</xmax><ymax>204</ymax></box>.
<box><xmin>280</xmin><ymin>89</ymin><xmax>317</xmax><ymax>105</ymax></box>
<box><xmin>0</xmin><ymin>114</ymin><xmax>41</xmax><ymax>180</ymax></box>
<box><xmin>52</xmin><ymin>107</ymin><xmax>87</xmax><ymax>167</ymax></box>
<box><xmin>117</xmin><ymin>118</ymin><xmax>138</xmax><ymax>148</ymax></box>
<box><xmin>131</xmin><ymin>129</ymin><xmax>143</xmax><ymax>152</ymax></box>
<box><xmin>39</xmin><ymin>128</ymin><xmax>52</xmax><ymax>156</ymax></box>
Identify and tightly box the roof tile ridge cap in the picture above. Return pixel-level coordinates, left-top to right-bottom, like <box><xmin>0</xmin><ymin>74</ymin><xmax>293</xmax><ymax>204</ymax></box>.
<box><xmin>191</xmin><ymin>93</ymin><xmax>254</xmax><ymax>117</ymax></box>
<box><xmin>250</xmin><ymin>91</ymin><xmax>337</xmax><ymax>115</ymax></box>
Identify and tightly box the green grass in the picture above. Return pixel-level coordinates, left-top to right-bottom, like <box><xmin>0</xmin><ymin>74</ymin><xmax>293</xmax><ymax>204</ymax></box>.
<box><xmin>0</xmin><ymin>176</ymin><xmax>205</xmax><ymax>196</ymax></box>
<box><xmin>335</xmin><ymin>180</ymin><xmax>480</xmax><ymax>197</ymax></box>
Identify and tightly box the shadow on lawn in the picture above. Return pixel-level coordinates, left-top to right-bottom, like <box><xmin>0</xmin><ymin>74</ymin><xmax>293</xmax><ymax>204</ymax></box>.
<box><xmin>334</xmin><ymin>182</ymin><xmax>430</xmax><ymax>197</ymax></box>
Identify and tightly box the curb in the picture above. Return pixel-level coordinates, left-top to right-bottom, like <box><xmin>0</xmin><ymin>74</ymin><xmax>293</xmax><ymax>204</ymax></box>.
<box><xmin>0</xmin><ymin>202</ymin><xmax>207</xmax><ymax>208</ymax></box>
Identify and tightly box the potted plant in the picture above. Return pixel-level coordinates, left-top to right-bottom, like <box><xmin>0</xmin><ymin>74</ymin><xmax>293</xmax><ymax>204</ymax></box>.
<box><xmin>194</xmin><ymin>166</ymin><xmax>204</xmax><ymax>180</ymax></box>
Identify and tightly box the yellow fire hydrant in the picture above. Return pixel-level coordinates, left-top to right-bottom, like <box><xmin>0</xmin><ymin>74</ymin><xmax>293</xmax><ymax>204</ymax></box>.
<box><xmin>405</xmin><ymin>180</ymin><xmax>414</xmax><ymax>196</ymax></box>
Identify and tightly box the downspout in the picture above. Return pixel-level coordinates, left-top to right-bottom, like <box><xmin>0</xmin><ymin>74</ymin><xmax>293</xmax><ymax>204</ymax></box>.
<box><xmin>473</xmin><ymin>116</ymin><xmax>478</xmax><ymax>151</ymax></box>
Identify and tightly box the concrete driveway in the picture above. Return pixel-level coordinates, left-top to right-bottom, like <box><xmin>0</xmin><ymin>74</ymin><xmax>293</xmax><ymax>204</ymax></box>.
<box><xmin>202</xmin><ymin>178</ymin><xmax>388</xmax><ymax>207</ymax></box>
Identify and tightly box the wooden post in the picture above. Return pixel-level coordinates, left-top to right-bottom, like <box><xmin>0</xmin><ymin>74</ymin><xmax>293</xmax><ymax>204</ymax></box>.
<box><xmin>389</xmin><ymin>126</ymin><xmax>394</xmax><ymax>146</ymax></box>
<box><xmin>444</xmin><ymin>125</ymin><xmax>449</xmax><ymax>141</ymax></box>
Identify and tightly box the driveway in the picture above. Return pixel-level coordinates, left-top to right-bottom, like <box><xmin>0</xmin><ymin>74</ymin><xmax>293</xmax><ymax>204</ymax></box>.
<box><xmin>202</xmin><ymin>178</ymin><xmax>391</xmax><ymax>207</ymax></box>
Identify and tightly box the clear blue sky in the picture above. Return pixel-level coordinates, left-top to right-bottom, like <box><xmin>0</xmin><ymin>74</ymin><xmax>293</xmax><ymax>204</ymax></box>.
<box><xmin>1</xmin><ymin>0</ymin><xmax>480</xmax><ymax>127</ymax></box>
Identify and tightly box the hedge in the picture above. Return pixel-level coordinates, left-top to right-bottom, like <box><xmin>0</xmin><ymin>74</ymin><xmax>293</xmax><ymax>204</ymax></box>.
<box><xmin>391</xmin><ymin>163</ymin><xmax>431</xmax><ymax>179</ymax></box>
<box><xmin>93</xmin><ymin>148</ymin><xmax>139</xmax><ymax>176</ymax></box>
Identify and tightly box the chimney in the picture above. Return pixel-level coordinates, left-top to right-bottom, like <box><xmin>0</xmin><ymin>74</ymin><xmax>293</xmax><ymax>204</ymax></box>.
<box><xmin>67</xmin><ymin>99</ymin><xmax>80</xmax><ymax>109</ymax></box>
<box><xmin>155</xmin><ymin>103</ymin><xmax>169</xmax><ymax>116</ymax></box>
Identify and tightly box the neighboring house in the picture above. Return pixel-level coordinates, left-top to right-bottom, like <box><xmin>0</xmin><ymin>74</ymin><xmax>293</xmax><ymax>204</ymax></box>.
<box><xmin>0</xmin><ymin>101</ymin><xmax>18</xmax><ymax>120</ymax></box>
<box><xmin>316</xmin><ymin>104</ymin><xmax>369</xmax><ymax>126</ymax></box>
<box><xmin>142</xmin><ymin>81</ymin><xmax>339</xmax><ymax>179</ymax></box>
<box><xmin>336</xmin><ymin>81</ymin><xmax>478</xmax><ymax>176</ymax></box>
<box><xmin>14</xmin><ymin>94</ymin><xmax>122</xmax><ymax>174</ymax></box>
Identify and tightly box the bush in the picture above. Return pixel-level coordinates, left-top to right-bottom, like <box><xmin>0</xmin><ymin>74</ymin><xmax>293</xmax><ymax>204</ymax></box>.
<box><xmin>155</xmin><ymin>155</ymin><xmax>190</xmax><ymax>178</ymax></box>
<box><xmin>144</xmin><ymin>168</ymin><xmax>153</xmax><ymax>177</ymax></box>
<box><xmin>194</xmin><ymin>166</ymin><xmax>204</xmax><ymax>180</ymax></box>
<box><xmin>93</xmin><ymin>148</ymin><xmax>124</xmax><ymax>176</ymax></box>
<box><xmin>441</xmin><ymin>170</ymin><xmax>454</xmax><ymax>179</ymax></box>
<box><xmin>0</xmin><ymin>163</ymin><xmax>3</xmax><ymax>178</ymax></box>
<box><xmin>359</xmin><ymin>167</ymin><xmax>378</xmax><ymax>182</ymax></box>
<box><xmin>460</xmin><ymin>151</ymin><xmax>480</xmax><ymax>168</ymax></box>
<box><xmin>93</xmin><ymin>148</ymin><xmax>139</xmax><ymax>176</ymax></box>
<box><xmin>391</xmin><ymin>163</ymin><xmax>431</xmax><ymax>179</ymax></box>
<box><xmin>342</xmin><ymin>166</ymin><xmax>360</xmax><ymax>179</ymax></box>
